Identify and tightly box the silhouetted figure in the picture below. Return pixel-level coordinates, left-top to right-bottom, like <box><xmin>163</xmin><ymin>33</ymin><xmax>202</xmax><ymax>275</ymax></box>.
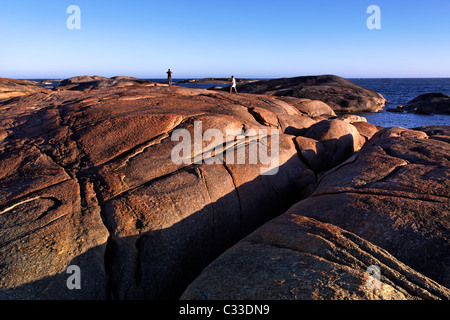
<box><xmin>230</xmin><ymin>75</ymin><xmax>237</xmax><ymax>94</ymax></box>
<box><xmin>167</xmin><ymin>69</ymin><xmax>173</xmax><ymax>86</ymax></box>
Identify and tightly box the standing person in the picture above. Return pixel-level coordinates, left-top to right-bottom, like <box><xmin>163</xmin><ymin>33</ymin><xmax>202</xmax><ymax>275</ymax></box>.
<box><xmin>167</xmin><ymin>69</ymin><xmax>173</xmax><ymax>86</ymax></box>
<box><xmin>230</xmin><ymin>75</ymin><xmax>237</xmax><ymax>94</ymax></box>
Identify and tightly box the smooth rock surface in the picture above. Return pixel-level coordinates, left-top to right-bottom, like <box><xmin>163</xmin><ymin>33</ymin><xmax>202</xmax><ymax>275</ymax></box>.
<box><xmin>2</xmin><ymin>76</ymin><xmax>447</xmax><ymax>300</ymax></box>
<box><xmin>181</xmin><ymin>126</ymin><xmax>450</xmax><ymax>300</ymax></box>
<box><xmin>304</xmin><ymin>119</ymin><xmax>366</xmax><ymax>169</ymax></box>
<box><xmin>0</xmin><ymin>80</ymin><xmax>326</xmax><ymax>299</ymax></box>
<box><xmin>0</xmin><ymin>78</ymin><xmax>50</xmax><ymax>100</ymax></box>
<box><xmin>298</xmin><ymin>127</ymin><xmax>450</xmax><ymax>287</ymax></box>
<box><xmin>404</xmin><ymin>93</ymin><xmax>450</xmax><ymax>115</ymax></box>
<box><xmin>236</xmin><ymin>75</ymin><xmax>387</xmax><ymax>113</ymax></box>
<box><xmin>181</xmin><ymin>215</ymin><xmax>450</xmax><ymax>300</ymax></box>
<box><xmin>56</xmin><ymin>75</ymin><xmax>161</xmax><ymax>91</ymax></box>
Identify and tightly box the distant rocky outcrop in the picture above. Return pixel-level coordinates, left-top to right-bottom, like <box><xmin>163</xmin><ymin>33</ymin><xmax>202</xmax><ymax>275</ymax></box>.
<box><xmin>235</xmin><ymin>75</ymin><xmax>387</xmax><ymax>113</ymax></box>
<box><xmin>182</xmin><ymin>126</ymin><xmax>450</xmax><ymax>300</ymax></box>
<box><xmin>179</xmin><ymin>78</ymin><xmax>259</xmax><ymax>85</ymax></box>
<box><xmin>0</xmin><ymin>78</ymin><xmax>50</xmax><ymax>100</ymax></box>
<box><xmin>56</xmin><ymin>75</ymin><xmax>162</xmax><ymax>91</ymax></box>
<box><xmin>403</xmin><ymin>93</ymin><xmax>450</xmax><ymax>115</ymax></box>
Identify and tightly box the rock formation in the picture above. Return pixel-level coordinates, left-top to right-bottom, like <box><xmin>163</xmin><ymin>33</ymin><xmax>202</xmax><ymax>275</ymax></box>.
<box><xmin>182</xmin><ymin>126</ymin><xmax>450</xmax><ymax>300</ymax></box>
<box><xmin>0</xmin><ymin>77</ymin><xmax>349</xmax><ymax>299</ymax></box>
<box><xmin>1</xmin><ymin>76</ymin><xmax>448</xmax><ymax>301</ymax></box>
<box><xmin>303</xmin><ymin>119</ymin><xmax>366</xmax><ymax>170</ymax></box>
<box><xmin>404</xmin><ymin>93</ymin><xmax>450</xmax><ymax>115</ymax></box>
<box><xmin>0</xmin><ymin>78</ymin><xmax>50</xmax><ymax>100</ymax></box>
<box><xmin>56</xmin><ymin>75</ymin><xmax>162</xmax><ymax>92</ymax></box>
<box><xmin>181</xmin><ymin>215</ymin><xmax>449</xmax><ymax>300</ymax></box>
<box><xmin>235</xmin><ymin>75</ymin><xmax>387</xmax><ymax>113</ymax></box>
<box><xmin>179</xmin><ymin>78</ymin><xmax>259</xmax><ymax>85</ymax></box>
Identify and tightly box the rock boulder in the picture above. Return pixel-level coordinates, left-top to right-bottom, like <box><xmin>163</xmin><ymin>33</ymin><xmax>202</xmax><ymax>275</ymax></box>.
<box><xmin>0</xmin><ymin>78</ymin><xmax>50</xmax><ymax>100</ymax></box>
<box><xmin>56</xmin><ymin>75</ymin><xmax>161</xmax><ymax>91</ymax></box>
<box><xmin>236</xmin><ymin>75</ymin><xmax>387</xmax><ymax>113</ymax></box>
<box><xmin>181</xmin><ymin>126</ymin><xmax>450</xmax><ymax>300</ymax></box>
<box><xmin>181</xmin><ymin>214</ymin><xmax>450</xmax><ymax>300</ymax></box>
<box><xmin>404</xmin><ymin>93</ymin><xmax>450</xmax><ymax>115</ymax></box>
<box><xmin>303</xmin><ymin>119</ymin><xmax>366</xmax><ymax>169</ymax></box>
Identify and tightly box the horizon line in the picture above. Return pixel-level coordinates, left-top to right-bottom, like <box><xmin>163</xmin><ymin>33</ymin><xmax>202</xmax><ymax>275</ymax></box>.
<box><xmin>13</xmin><ymin>75</ymin><xmax>450</xmax><ymax>80</ymax></box>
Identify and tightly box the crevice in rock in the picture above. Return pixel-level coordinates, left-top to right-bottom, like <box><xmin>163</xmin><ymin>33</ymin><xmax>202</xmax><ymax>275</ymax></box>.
<box><xmin>87</xmin><ymin>176</ymin><xmax>116</xmax><ymax>300</ymax></box>
<box><xmin>248</xmin><ymin>226</ymin><xmax>445</xmax><ymax>300</ymax></box>
<box><xmin>0</xmin><ymin>183</ymin><xmax>68</xmax><ymax>215</ymax></box>
<box><xmin>99</xmin><ymin>116</ymin><xmax>190</xmax><ymax>169</ymax></box>
<box><xmin>291</xmin><ymin>137</ymin><xmax>314</xmax><ymax>172</ymax></box>
<box><xmin>246</xmin><ymin>107</ymin><xmax>271</xmax><ymax>127</ymax></box>
<box><xmin>222</xmin><ymin>162</ymin><xmax>243</xmax><ymax>235</ymax></box>
<box><xmin>134</xmin><ymin>235</ymin><xmax>144</xmax><ymax>287</ymax></box>
<box><xmin>355</xmin><ymin>162</ymin><xmax>407</xmax><ymax>188</ymax></box>
<box><xmin>0</xmin><ymin>195</ymin><xmax>61</xmax><ymax>217</ymax></box>
<box><xmin>309</xmin><ymin>153</ymin><xmax>360</xmax><ymax>195</ymax></box>
<box><xmin>108</xmin><ymin>163</ymin><xmax>196</xmax><ymax>202</ymax></box>
<box><xmin>195</xmin><ymin>167</ymin><xmax>216</xmax><ymax>248</ymax></box>
<box><xmin>57</xmin><ymin>105</ymin><xmax>117</xmax><ymax>300</ymax></box>
<box><xmin>342</xmin><ymin>231</ymin><xmax>449</xmax><ymax>300</ymax></box>
<box><xmin>276</xmin><ymin>116</ymin><xmax>283</xmax><ymax>133</ymax></box>
<box><xmin>113</xmin><ymin>133</ymin><xmax>170</xmax><ymax>171</ymax></box>
<box><xmin>102</xmin><ymin>234</ymin><xmax>119</xmax><ymax>300</ymax></box>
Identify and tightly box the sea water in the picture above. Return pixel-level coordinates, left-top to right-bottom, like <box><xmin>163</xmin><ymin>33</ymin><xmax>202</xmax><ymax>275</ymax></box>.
<box><xmin>349</xmin><ymin>78</ymin><xmax>450</xmax><ymax>128</ymax></box>
<box><xmin>171</xmin><ymin>77</ymin><xmax>450</xmax><ymax>129</ymax></box>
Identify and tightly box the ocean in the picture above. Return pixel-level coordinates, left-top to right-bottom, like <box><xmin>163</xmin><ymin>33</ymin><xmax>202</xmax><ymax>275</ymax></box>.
<box><xmin>169</xmin><ymin>77</ymin><xmax>450</xmax><ymax>129</ymax></box>
<box><xmin>349</xmin><ymin>78</ymin><xmax>450</xmax><ymax>128</ymax></box>
<box><xmin>34</xmin><ymin>78</ymin><xmax>450</xmax><ymax>129</ymax></box>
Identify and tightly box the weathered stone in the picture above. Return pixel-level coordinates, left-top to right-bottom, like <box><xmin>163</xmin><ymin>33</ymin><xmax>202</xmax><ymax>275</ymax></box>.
<box><xmin>181</xmin><ymin>126</ymin><xmax>450</xmax><ymax>300</ymax></box>
<box><xmin>294</xmin><ymin>126</ymin><xmax>450</xmax><ymax>287</ymax></box>
<box><xmin>404</xmin><ymin>93</ymin><xmax>450</xmax><ymax>115</ymax></box>
<box><xmin>56</xmin><ymin>75</ymin><xmax>159</xmax><ymax>92</ymax></box>
<box><xmin>181</xmin><ymin>215</ymin><xmax>450</xmax><ymax>300</ymax></box>
<box><xmin>236</xmin><ymin>75</ymin><xmax>387</xmax><ymax>112</ymax></box>
<box><xmin>339</xmin><ymin>114</ymin><xmax>367</xmax><ymax>123</ymax></box>
<box><xmin>304</xmin><ymin>119</ymin><xmax>366</xmax><ymax>169</ymax></box>
<box><xmin>294</xmin><ymin>136</ymin><xmax>327</xmax><ymax>172</ymax></box>
<box><xmin>0</xmin><ymin>79</ymin><xmax>314</xmax><ymax>299</ymax></box>
<box><xmin>277</xmin><ymin>97</ymin><xmax>336</xmax><ymax>117</ymax></box>
<box><xmin>0</xmin><ymin>78</ymin><xmax>50</xmax><ymax>100</ymax></box>
<box><xmin>3</xmin><ymin>76</ymin><xmax>447</xmax><ymax>301</ymax></box>
<box><xmin>351</xmin><ymin>121</ymin><xmax>380</xmax><ymax>141</ymax></box>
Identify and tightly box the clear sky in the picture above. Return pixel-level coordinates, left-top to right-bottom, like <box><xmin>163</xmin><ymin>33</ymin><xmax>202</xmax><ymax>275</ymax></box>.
<box><xmin>1</xmin><ymin>0</ymin><xmax>449</xmax><ymax>79</ymax></box>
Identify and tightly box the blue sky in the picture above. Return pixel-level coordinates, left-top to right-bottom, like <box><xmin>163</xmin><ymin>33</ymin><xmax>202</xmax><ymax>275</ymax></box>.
<box><xmin>1</xmin><ymin>0</ymin><xmax>449</xmax><ymax>79</ymax></box>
